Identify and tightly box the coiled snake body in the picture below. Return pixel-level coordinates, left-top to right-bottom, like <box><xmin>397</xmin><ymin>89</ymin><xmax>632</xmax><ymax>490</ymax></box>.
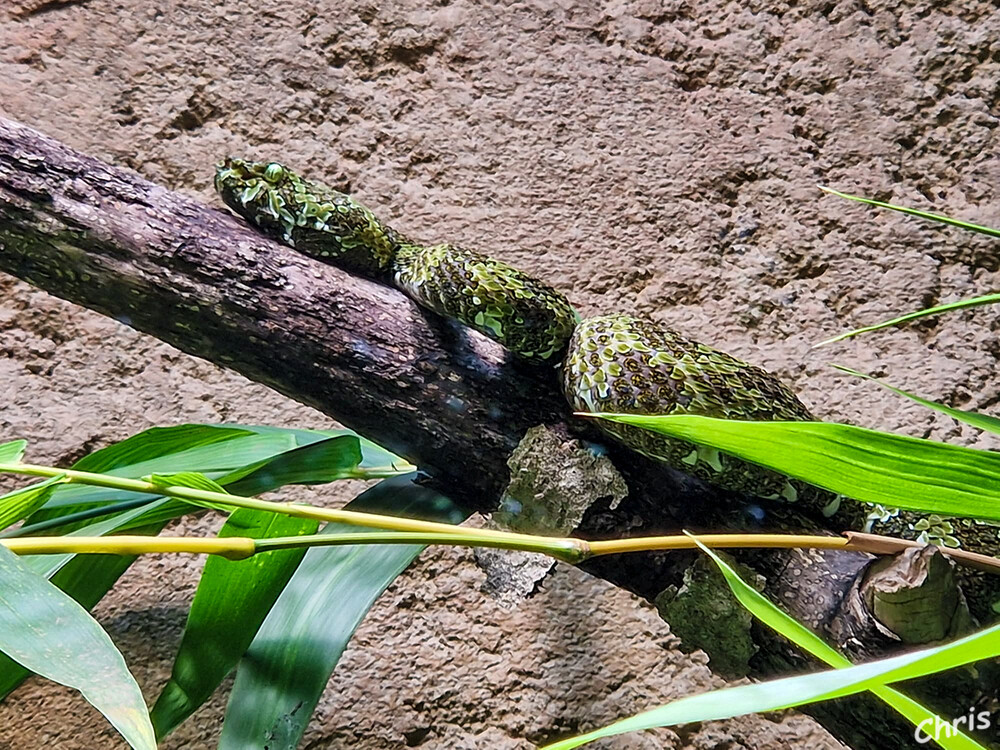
<box><xmin>214</xmin><ymin>158</ymin><xmax>841</xmax><ymax>519</ymax></box>
<box><xmin>216</xmin><ymin>159</ymin><xmax>1000</xmax><ymax>620</ymax></box>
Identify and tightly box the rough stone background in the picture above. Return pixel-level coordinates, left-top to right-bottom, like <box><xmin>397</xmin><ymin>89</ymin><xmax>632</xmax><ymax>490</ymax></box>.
<box><xmin>1</xmin><ymin>0</ymin><xmax>998</xmax><ymax>747</ymax></box>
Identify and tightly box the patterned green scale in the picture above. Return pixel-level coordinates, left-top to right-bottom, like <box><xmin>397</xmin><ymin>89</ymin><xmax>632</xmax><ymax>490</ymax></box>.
<box><xmin>215</xmin><ymin>158</ymin><xmax>400</xmax><ymax>277</ymax></box>
<box><xmin>562</xmin><ymin>314</ymin><xmax>835</xmax><ymax>508</ymax></box>
<box><xmin>214</xmin><ymin>159</ymin><xmax>836</xmax><ymax>511</ymax></box>
<box><xmin>394</xmin><ymin>242</ymin><xmax>579</xmax><ymax>361</ymax></box>
<box><xmin>216</xmin><ymin>158</ymin><xmax>578</xmax><ymax>359</ymax></box>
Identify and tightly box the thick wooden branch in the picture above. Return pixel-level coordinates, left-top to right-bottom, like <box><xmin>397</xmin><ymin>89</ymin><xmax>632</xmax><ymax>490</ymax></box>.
<box><xmin>0</xmin><ymin>116</ymin><xmax>994</xmax><ymax>750</ymax></box>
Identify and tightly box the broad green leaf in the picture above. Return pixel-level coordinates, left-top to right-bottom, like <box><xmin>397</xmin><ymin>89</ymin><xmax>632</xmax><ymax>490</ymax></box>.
<box><xmin>31</xmin><ymin>432</ymin><xmax>293</xmax><ymax>516</ymax></box>
<box><xmin>0</xmin><ymin>425</ymin><xmax>401</xmax><ymax>714</ymax></box>
<box><xmin>150</xmin><ymin>508</ymin><xmax>319</xmax><ymax>739</ymax></box>
<box><xmin>31</xmin><ymin>427</ymin><xmax>374</xmax><ymax>521</ymax></box>
<box><xmin>815</xmin><ymin>293</ymin><xmax>1000</xmax><ymax>347</ymax></box>
<box><xmin>833</xmin><ymin>365</ymin><xmax>1000</xmax><ymax>436</ymax></box>
<box><xmin>222</xmin><ymin>423</ymin><xmax>408</xmax><ymax>469</ymax></box>
<box><xmin>0</xmin><ymin>544</ymin><xmax>153</xmax><ymax>702</ymax></box>
<box><xmin>591</xmin><ymin>413</ymin><xmax>1000</xmax><ymax>521</ymax></box>
<box><xmin>146</xmin><ymin>471</ymin><xmax>229</xmax><ymax>494</ymax></box>
<box><xmin>0</xmin><ymin>474</ymin><xmax>66</xmax><ymax>531</ymax></box>
<box><xmin>0</xmin><ymin>439</ymin><xmax>27</xmax><ymax>464</ymax></box>
<box><xmin>0</xmin><ymin>503</ymin><xmax>172</xmax><ymax>700</ymax></box>
<box><xmin>0</xmin><ymin>545</ymin><xmax>155</xmax><ymax>749</ymax></box>
<box><xmin>223</xmin><ymin>435</ymin><xmax>364</xmax><ymax>492</ymax></box>
<box><xmin>543</xmin><ymin>619</ymin><xmax>1000</xmax><ymax>749</ymax></box>
<box><xmin>11</xmin><ymin>435</ymin><xmax>357</xmax><ymax>538</ymax></box>
<box><xmin>218</xmin><ymin>476</ymin><xmax>468</xmax><ymax>750</ymax></box>
<box><xmin>819</xmin><ymin>187</ymin><xmax>1000</xmax><ymax>238</ymax></box>
<box><xmin>73</xmin><ymin>425</ymin><xmax>257</xmax><ymax>474</ymax></box>
<box><xmin>689</xmin><ymin>536</ymin><xmax>982</xmax><ymax>750</ymax></box>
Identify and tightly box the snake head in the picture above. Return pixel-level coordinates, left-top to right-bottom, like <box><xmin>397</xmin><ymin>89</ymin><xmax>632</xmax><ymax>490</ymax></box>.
<box><xmin>214</xmin><ymin>157</ymin><xmax>299</xmax><ymax>243</ymax></box>
<box><xmin>215</xmin><ymin>158</ymin><xmax>401</xmax><ymax>275</ymax></box>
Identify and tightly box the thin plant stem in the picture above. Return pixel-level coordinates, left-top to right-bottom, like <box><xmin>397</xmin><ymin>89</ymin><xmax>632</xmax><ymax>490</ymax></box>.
<box><xmin>4</xmin><ymin>530</ymin><xmax>1000</xmax><ymax>576</ymax></box>
<box><xmin>0</xmin><ymin>531</ymin><xmax>847</xmax><ymax>561</ymax></box>
<box><xmin>4</xmin><ymin>461</ymin><xmax>1000</xmax><ymax>573</ymax></box>
<box><xmin>0</xmin><ymin>461</ymin><xmax>583</xmax><ymax>562</ymax></box>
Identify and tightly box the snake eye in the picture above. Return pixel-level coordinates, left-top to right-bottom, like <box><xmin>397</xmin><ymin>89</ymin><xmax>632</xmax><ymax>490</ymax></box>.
<box><xmin>263</xmin><ymin>163</ymin><xmax>285</xmax><ymax>183</ymax></box>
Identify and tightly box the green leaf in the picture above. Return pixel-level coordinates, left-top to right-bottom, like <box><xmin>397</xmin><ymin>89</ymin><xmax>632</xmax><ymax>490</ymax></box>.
<box><xmin>833</xmin><ymin>365</ymin><xmax>1000</xmax><ymax>436</ymax></box>
<box><xmin>543</xmin><ymin>619</ymin><xmax>1000</xmax><ymax>749</ymax></box>
<box><xmin>689</xmin><ymin>536</ymin><xmax>982</xmax><ymax>750</ymax></box>
<box><xmin>223</xmin><ymin>435</ymin><xmax>364</xmax><ymax>492</ymax></box>
<box><xmin>0</xmin><ymin>544</ymin><xmax>155</xmax><ymax>749</ymax></box>
<box><xmin>144</xmin><ymin>471</ymin><xmax>234</xmax><ymax>512</ymax></box>
<box><xmin>30</xmin><ymin>432</ymin><xmax>294</xmax><ymax>517</ymax></box>
<box><xmin>0</xmin><ymin>439</ymin><xmax>27</xmax><ymax>464</ymax></box>
<box><xmin>146</xmin><ymin>471</ymin><xmax>229</xmax><ymax>494</ymax></box>
<box><xmin>218</xmin><ymin>476</ymin><xmax>468</xmax><ymax>750</ymax></box>
<box><xmin>589</xmin><ymin>413</ymin><xmax>1000</xmax><ymax>521</ymax></box>
<box><xmin>0</xmin><ymin>426</ymin><xmax>393</xmax><ymax>716</ymax></box>
<box><xmin>0</xmin><ymin>425</ymin><xmax>402</xmax><ymax>712</ymax></box>
<box><xmin>815</xmin><ymin>293</ymin><xmax>1000</xmax><ymax>347</ymax></box>
<box><xmin>73</xmin><ymin>424</ymin><xmax>257</xmax><ymax>473</ymax></box>
<box><xmin>12</xmin><ymin>435</ymin><xmax>358</xmax><ymax>538</ymax></box>
<box><xmin>0</xmin><ymin>474</ymin><xmax>67</xmax><ymax>531</ymax></box>
<box><xmin>222</xmin><ymin>423</ymin><xmax>410</xmax><ymax>471</ymax></box>
<box><xmin>819</xmin><ymin>186</ymin><xmax>1000</xmax><ymax>238</ymax></box>
<box><xmin>0</xmin><ymin>502</ymin><xmax>173</xmax><ymax>700</ymax></box>
<box><xmin>150</xmin><ymin>508</ymin><xmax>320</xmax><ymax>739</ymax></box>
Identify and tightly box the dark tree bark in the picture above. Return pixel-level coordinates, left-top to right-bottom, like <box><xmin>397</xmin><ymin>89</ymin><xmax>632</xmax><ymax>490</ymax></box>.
<box><xmin>0</xmin><ymin>116</ymin><xmax>995</xmax><ymax>750</ymax></box>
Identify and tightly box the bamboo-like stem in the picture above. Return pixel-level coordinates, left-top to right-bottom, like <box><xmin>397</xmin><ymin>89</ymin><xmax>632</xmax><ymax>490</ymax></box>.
<box><xmin>585</xmin><ymin>533</ymin><xmax>851</xmax><ymax>556</ymax></box>
<box><xmin>5</xmin><ymin>461</ymin><xmax>1000</xmax><ymax>573</ymax></box>
<box><xmin>0</xmin><ymin>461</ymin><xmax>585</xmax><ymax>562</ymax></box>
<box><xmin>0</xmin><ymin>531</ymin><xmax>847</xmax><ymax>560</ymax></box>
<box><xmin>6</xmin><ymin>530</ymin><xmax>1000</xmax><ymax>578</ymax></box>
<box><xmin>1</xmin><ymin>535</ymin><xmax>258</xmax><ymax>559</ymax></box>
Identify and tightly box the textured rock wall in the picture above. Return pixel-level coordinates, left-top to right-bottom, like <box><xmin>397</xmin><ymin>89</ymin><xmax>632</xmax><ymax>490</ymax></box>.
<box><xmin>1</xmin><ymin>0</ymin><xmax>998</xmax><ymax>747</ymax></box>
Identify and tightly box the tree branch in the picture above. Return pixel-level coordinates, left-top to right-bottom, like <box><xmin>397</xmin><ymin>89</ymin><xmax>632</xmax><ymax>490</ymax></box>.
<box><xmin>0</xmin><ymin>116</ymin><xmax>994</xmax><ymax>750</ymax></box>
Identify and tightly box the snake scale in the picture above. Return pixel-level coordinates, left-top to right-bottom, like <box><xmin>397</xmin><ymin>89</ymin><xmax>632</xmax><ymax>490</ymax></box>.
<box><xmin>214</xmin><ymin>158</ymin><xmax>1000</xmax><ymax>618</ymax></box>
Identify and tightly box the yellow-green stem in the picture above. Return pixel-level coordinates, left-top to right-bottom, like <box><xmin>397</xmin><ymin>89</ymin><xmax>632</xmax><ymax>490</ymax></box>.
<box><xmin>1</xmin><ymin>535</ymin><xmax>257</xmax><ymax>559</ymax></box>
<box><xmin>585</xmin><ymin>533</ymin><xmax>850</xmax><ymax>556</ymax></box>
<box><xmin>4</xmin><ymin>462</ymin><xmax>1000</xmax><ymax>574</ymax></box>
<box><xmin>0</xmin><ymin>531</ymin><xmax>848</xmax><ymax>561</ymax></box>
<box><xmin>0</xmin><ymin>461</ymin><xmax>583</xmax><ymax>562</ymax></box>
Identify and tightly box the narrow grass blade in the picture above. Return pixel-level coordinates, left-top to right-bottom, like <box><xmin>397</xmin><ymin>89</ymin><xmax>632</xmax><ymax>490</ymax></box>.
<box><xmin>542</xmin><ymin>619</ymin><xmax>1000</xmax><ymax>749</ymax></box>
<box><xmin>218</xmin><ymin>476</ymin><xmax>467</xmax><ymax>750</ymax></box>
<box><xmin>0</xmin><ymin>544</ymin><xmax>155</xmax><ymax>749</ymax></box>
<box><xmin>819</xmin><ymin>187</ymin><xmax>1000</xmax><ymax>238</ymax></box>
<box><xmin>0</xmin><ymin>474</ymin><xmax>66</xmax><ymax>531</ymax></box>
<box><xmin>0</xmin><ymin>440</ymin><xmax>27</xmax><ymax>464</ymax></box>
<box><xmin>150</xmin><ymin>508</ymin><xmax>320</xmax><ymax>739</ymax></box>
<box><xmin>815</xmin><ymin>293</ymin><xmax>1000</xmax><ymax>347</ymax></box>
<box><xmin>833</xmin><ymin>365</ymin><xmax>1000</xmax><ymax>436</ymax></box>
<box><xmin>588</xmin><ymin>413</ymin><xmax>1000</xmax><ymax>521</ymax></box>
<box><xmin>688</xmin><ymin>536</ymin><xmax>982</xmax><ymax>750</ymax></box>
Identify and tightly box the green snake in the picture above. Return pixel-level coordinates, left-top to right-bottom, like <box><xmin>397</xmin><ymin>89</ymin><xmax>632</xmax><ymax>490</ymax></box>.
<box><xmin>214</xmin><ymin>158</ymin><xmax>838</xmax><ymax>516</ymax></box>
<box><xmin>213</xmin><ymin>159</ymin><xmax>1000</xmax><ymax>617</ymax></box>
